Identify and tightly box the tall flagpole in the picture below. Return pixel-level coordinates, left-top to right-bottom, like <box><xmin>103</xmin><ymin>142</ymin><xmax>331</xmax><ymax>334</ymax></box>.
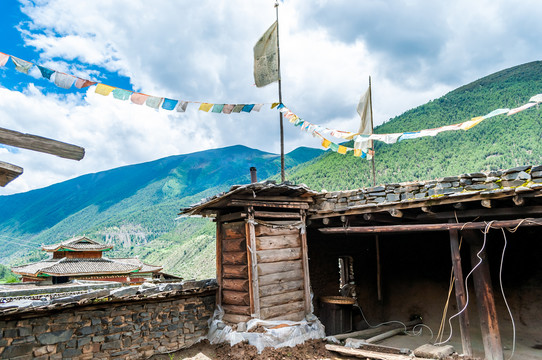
<box><xmin>369</xmin><ymin>76</ymin><xmax>376</xmax><ymax>187</ymax></box>
<box><xmin>275</xmin><ymin>1</ymin><xmax>285</xmax><ymax>183</ymax></box>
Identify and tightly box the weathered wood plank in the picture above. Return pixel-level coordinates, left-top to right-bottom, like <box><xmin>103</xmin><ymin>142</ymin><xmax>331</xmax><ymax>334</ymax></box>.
<box><xmin>300</xmin><ymin>210</ymin><xmax>311</xmax><ymax>316</ymax></box>
<box><xmin>259</xmin><ymin>279</ymin><xmax>304</xmax><ymax>297</ymax></box>
<box><xmin>220</xmin><ymin>212</ymin><xmax>247</xmax><ymax>222</ymax></box>
<box><xmin>258</xmin><ymin>260</ymin><xmax>302</xmax><ymax>276</ymax></box>
<box><xmin>222</xmin><ymin>238</ymin><xmax>246</xmax><ymax>252</ymax></box>
<box><xmin>258</xmin><ymin>269</ymin><xmax>303</xmax><ymax>287</ymax></box>
<box><xmin>222</xmin><ymin>290</ymin><xmax>250</xmax><ymax>306</ymax></box>
<box><xmin>326</xmin><ymin>345</ymin><xmax>417</xmax><ymax>360</ymax></box>
<box><xmin>216</xmin><ymin>220</ymin><xmax>223</xmax><ymax>306</ymax></box>
<box><xmin>256</xmin><ymin>234</ymin><xmax>300</xmax><ymax>250</ymax></box>
<box><xmin>223</xmin><ymin>278</ymin><xmax>250</xmax><ymax>292</ymax></box>
<box><xmin>222</xmin><ymin>222</ymin><xmax>245</xmax><ymax>239</ymax></box>
<box><xmin>222</xmin><ymin>304</ymin><xmax>251</xmax><ymax>316</ymax></box>
<box><xmin>260</xmin><ymin>301</ymin><xmax>304</xmax><ymax>320</ymax></box>
<box><xmin>260</xmin><ymin>290</ymin><xmax>304</xmax><ymax>308</ymax></box>
<box><xmin>228</xmin><ymin>199</ymin><xmax>309</xmax><ymax>209</ymax></box>
<box><xmin>246</xmin><ymin>210</ymin><xmax>260</xmax><ymax>318</ymax></box>
<box><xmin>234</xmin><ymin>195</ymin><xmax>313</xmax><ymax>203</ymax></box>
<box><xmin>222</xmin><ymin>264</ymin><xmax>248</xmax><ymax>279</ymax></box>
<box><xmin>222</xmin><ymin>251</ymin><xmax>247</xmax><ymax>265</ymax></box>
<box><xmin>254</xmin><ymin>211</ymin><xmax>301</xmax><ymax>219</ymax></box>
<box><xmin>0</xmin><ymin>127</ymin><xmax>85</xmax><ymax>160</ymax></box>
<box><xmin>254</xmin><ymin>225</ymin><xmax>298</xmax><ymax>237</ymax></box>
<box><xmin>256</xmin><ymin>247</ymin><xmax>301</xmax><ymax>263</ymax></box>
<box><xmin>0</xmin><ymin>161</ymin><xmax>23</xmax><ymax>187</ymax></box>
<box><xmin>265</xmin><ymin>310</ymin><xmax>305</xmax><ymax>322</ymax></box>
<box><xmin>222</xmin><ymin>313</ymin><xmax>251</xmax><ymax>324</ymax></box>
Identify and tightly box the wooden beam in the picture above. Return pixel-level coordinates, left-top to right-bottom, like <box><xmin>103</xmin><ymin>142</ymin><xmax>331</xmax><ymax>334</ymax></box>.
<box><xmin>228</xmin><ymin>199</ymin><xmax>309</xmax><ymax>209</ymax></box>
<box><xmin>234</xmin><ymin>195</ymin><xmax>313</xmax><ymax>203</ymax></box>
<box><xmin>481</xmin><ymin>199</ymin><xmax>492</xmax><ymax>208</ymax></box>
<box><xmin>388</xmin><ymin>209</ymin><xmax>403</xmax><ymax>218</ymax></box>
<box><xmin>300</xmin><ymin>210</ymin><xmax>312</xmax><ymax>317</ymax></box>
<box><xmin>246</xmin><ymin>207</ymin><xmax>260</xmax><ymax>318</ymax></box>
<box><xmin>417</xmin><ymin>205</ymin><xmax>542</xmax><ymax>220</ymax></box>
<box><xmin>220</xmin><ymin>211</ymin><xmax>247</xmax><ymax>222</ymax></box>
<box><xmin>466</xmin><ymin>231</ymin><xmax>503</xmax><ymax>360</ymax></box>
<box><xmin>449</xmin><ymin>229</ymin><xmax>472</xmax><ymax>356</ymax></box>
<box><xmin>421</xmin><ymin>206</ymin><xmax>434</xmax><ymax>214</ymax></box>
<box><xmin>512</xmin><ymin>195</ymin><xmax>525</xmax><ymax>206</ymax></box>
<box><xmin>0</xmin><ymin>127</ymin><xmax>84</xmax><ymax>160</ymax></box>
<box><xmin>318</xmin><ymin>217</ymin><xmax>542</xmax><ymax>234</ymax></box>
<box><xmin>326</xmin><ymin>345</ymin><xmax>418</xmax><ymax>360</ymax></box>
<box><xmin>216</xmin><ymin>219</ymin><xmax>223</xmax><ymax>306</ymax></box>
<box><xmin>0</xmin><ymin>161</ymin><xmax>23</xmax><ymax>187</ymax></box>
<box><xmin>254</xmin><ymin>210</ymin><xmax>300</xmax><ymax>219</ymax></box>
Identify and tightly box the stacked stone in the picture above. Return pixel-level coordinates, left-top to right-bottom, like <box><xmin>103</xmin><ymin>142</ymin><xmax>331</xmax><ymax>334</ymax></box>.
<box><xmin>0</xmin><ymin>280</ymin><xmax>217</xmax><ymax>360</ymax></box>
<box><xmin>312</xmin><ymin>164</ymin><xmax>542</xmax><ymax>213</ymax></box>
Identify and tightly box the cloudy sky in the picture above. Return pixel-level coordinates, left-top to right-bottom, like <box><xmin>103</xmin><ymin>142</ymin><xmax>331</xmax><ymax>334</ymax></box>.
<box><xmin>0</xmin><ymin>0</ymin><xmax>541</xmax><ymax>195</ymax></box>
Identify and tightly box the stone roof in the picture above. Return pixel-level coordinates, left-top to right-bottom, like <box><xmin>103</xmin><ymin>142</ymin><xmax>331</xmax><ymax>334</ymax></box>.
<box><xmin>42</xmin><ymin>236</ymin><xmax>113</xmax><ymax>252</ymax></box>
<box><xmin>311</xmin><ymin>165</ymin><xmax>542</xmax><ymax>216</ymax></box>
<box><xmin>11</xmin><ymin>257</ymin><xmax>162</xmax><ymax>277</ymax></box>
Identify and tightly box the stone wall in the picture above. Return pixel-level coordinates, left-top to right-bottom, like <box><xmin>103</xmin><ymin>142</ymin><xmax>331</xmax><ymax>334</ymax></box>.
<box><xmin>313</xmin><ymin>164</ymin><xmax>542</xmax><ymax>213</ymax></box>
<box><xmin>0</xmin><ymin>280</ymin><xmax>217</xmax><ymax>359</ymax></box>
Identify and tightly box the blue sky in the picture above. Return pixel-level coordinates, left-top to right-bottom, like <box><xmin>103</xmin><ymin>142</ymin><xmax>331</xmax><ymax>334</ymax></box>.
<box><xmin>1</xmin><ymin>0</ymin><xmax>541</xmax><ymax>195</ymax></box>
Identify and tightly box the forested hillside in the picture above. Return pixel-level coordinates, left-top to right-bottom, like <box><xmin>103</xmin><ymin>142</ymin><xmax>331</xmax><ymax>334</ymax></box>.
<box><xmin>287</xmin><ymin>61</ymin><xmax>542</xmax><ymax>191</ymax></box>
<box><xmin>0</xmin><ymin>145</ymin><xmax>322</xmax><ymax>279</ymax></box>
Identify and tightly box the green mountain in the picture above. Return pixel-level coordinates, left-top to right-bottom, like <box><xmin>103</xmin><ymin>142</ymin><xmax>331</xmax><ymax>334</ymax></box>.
<box><xmin>0</xmin><ymin>145</ymin><xmax>323</xmax><ymax>279</ymax></box>
<box><xmin>286</xmin><ymin>61</ymin><xmax>542</xmax><ymax>191</ymax></box>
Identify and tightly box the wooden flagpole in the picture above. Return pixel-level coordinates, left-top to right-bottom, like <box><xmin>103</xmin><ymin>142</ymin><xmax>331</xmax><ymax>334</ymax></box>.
<box><xmin>275</xmin><ymin>1</ymin><xmax>285</xmax><ymax>183</ymax></box>
<box><xmin>369</xmin><ymin>76</ymin><xmax>376</xmax><ymax>187</ymax></box>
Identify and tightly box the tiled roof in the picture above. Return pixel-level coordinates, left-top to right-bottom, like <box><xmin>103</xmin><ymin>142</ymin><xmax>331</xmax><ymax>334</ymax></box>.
<box><xmin>11</xmin><ymin>257</ymin><xmax>154</xmax><ymax>277</ymax></box>
<box><xmin>113</xmin><ymin>258</ymin><xmax>162</xmax><ymax>273</ymax></box>
<box><xmin>42</xmin><ymin>236</ymin><xmax>113</xmax><ymax>252</ymax></box>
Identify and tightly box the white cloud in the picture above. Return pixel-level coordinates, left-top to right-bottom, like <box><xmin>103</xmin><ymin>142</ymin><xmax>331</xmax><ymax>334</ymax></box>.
<box><xmin>1</xmin><ymin>0</ymin><xmax>541</xmax><ymax>194</ymax></box>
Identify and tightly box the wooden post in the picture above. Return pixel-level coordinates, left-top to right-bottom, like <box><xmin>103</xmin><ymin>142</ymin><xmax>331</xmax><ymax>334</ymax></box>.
<box><xmin>465</xmin><ymin>230</ymin><xmax>503</xmax><ymax>360</ymax></box>
<box><xmin>376</xmin><ymin>235</ymin><xmax>382</xmax><ymax>301</ymax></box>
<box><xmin>300</xmin><ymin>210</ymin><xmax>312</xmax><ymax>315</ymax></box>
<box><xmin>216</xmin><ymin>217</ymin><xmax>223</xmax><ymax>307</ymax></box>
<box><xmin>246</xmin><ymin>207</ymin><xmax>261</xmax><ymax>318</ymax></box>
<box><xmin>449</xmin><ymin>229</ymin><xmax>472</xmax><ymax>356</ymax></box>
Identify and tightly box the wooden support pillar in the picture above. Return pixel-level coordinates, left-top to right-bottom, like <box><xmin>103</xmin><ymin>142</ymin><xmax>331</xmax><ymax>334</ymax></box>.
<box><xmin>449</xmin><ymin>229</ymin><xmax>472</xmax><ymax>356</ymax></box>
<box><xmin>465</xmin><ymin>230</ymin><xmax>503</xmax><ymax>360</ymax></box>
<box><xmin>246</xmin><ymin>207</ymin><xmax>260</xmax><ymax>318</ymax></box>
<box><xmin>300</xmin><ymin>210</ymin><xmax>312</xmax><ymax>315</ymax></box>
<box><xmin>216</xmin><ymin>218</ymin><xmax>223</xmax><ymax>306</ymax></box>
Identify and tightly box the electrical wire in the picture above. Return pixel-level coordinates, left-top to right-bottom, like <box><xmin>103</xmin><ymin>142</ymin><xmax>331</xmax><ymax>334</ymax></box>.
<box><xmin>434</xmin><ymin>220</ymin><xmax>493</xmax><ymax>346</ymax></box>
<box><xmin>500</xmin><ymin>228</ymin><xmax>516</xmax><ymax>360</ymax></box>
<box><xmin>0</xmin><ymin>236</ymin><xmax>39</xmax><ymax>249</ymax></box>
<box><xmin>353</xmin><ymin>304</ymin><xmax>434</xmax><ymax>340</ymax></box>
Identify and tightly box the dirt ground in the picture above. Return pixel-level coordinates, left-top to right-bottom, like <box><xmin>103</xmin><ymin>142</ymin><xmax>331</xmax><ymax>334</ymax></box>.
<box><xmin>149</xmin><ymin>339</ymin><xmax>357</xmax><ymax>360</ymax></box>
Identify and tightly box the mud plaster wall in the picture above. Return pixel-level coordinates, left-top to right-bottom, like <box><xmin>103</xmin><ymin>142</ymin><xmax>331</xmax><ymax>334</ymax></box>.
<box><xmin>306</xmin><ymin>227</ymin><xmax>542</xmax><ymax>348</ymax></box>
<box><xmin>0</xmin><ymin>292</ymin><xmax>216</xmax><ymax>360</ymax></box>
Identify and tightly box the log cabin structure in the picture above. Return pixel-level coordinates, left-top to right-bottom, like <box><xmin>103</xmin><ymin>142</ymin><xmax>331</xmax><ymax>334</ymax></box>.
<box><xmin>181</xmin><ymin>165</ymin><xmax>542</xmax><ymax>360</ymax></box>
<box><xmin>0</xmin><ymin>126</ymin><xmax>85</xmax><ymax>187</ymax></box>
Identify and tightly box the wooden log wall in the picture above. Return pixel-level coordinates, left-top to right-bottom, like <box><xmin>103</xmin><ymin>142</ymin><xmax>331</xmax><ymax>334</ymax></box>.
<box><xmin>254</xmin><ymin>221</ymin><xmax>306</xmax><ymax>321</ymax></box>
<box><xmin>219</xmin><ymin>221</ymin><xmax>251</xmax><ymax>323</ymax></box>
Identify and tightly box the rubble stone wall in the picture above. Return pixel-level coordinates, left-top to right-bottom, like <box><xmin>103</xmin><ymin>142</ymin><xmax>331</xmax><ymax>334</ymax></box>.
<box><xmin>0</xmin><ymin>281</ymin><xmax>217</xmax><ymax>359</ymax></box>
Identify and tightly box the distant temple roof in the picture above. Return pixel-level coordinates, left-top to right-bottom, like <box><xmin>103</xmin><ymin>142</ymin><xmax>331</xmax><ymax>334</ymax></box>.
<box><xmin>42</xmin><ymin>236</ymin><xmax>114</xmax><ymax>252</ymax></box>
<box><xmin>11</xmin><ymin>257</ymin><xmax>162</xmax><ymax>277</ymax></box>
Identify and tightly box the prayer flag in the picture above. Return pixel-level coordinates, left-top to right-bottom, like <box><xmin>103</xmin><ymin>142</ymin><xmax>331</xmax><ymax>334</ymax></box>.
<box><xmin>508</xmin><ymin>102</ymin><xmax>536</xmax><ymax>115</ymax></box>
<box><xmin>95</xmin><ymin>83</ymin><xmax>115</xmax><ymax>96</ymax></box>
<box><xmin>271</xmin><ymin>102</ymin><xmax>280</xmax><ymax>109</ymax></box>
<box><xmin>337</xmin><ymin>145</ymin><xmax>347</xmax><ymax>154</ymax></box>
<box><xmin>75</xmin><ymin>78</ymin><xmax>97</xmax><ymax>89</ymax></box>
<box><xmin>357</xmin><ymin>87</ymin><xmax>373</xmax><ymax>135</ymax></box>
<box><xmin>354</xmin><ymin>149</ymin><xmax>363</xmax><ymax>157</ymax></box>
<box><xmin>529</xmin><ymin>94</ymin><xmax>542</xmax><ymax>103</ymax></box>
<box><xmin>11</xmin><ymin>56</ymin><xmax>33</xmax><ymax>74</ymax></box>
<box><xmin>53</xmin><ymin>72</ymin><xmax>75</xmax><ymax>89</ymax></box>
<box><xmin>112</xmin><ymin>88</ymin><xmax>132</xmax><ymax>100</ymax></box>
<box><xmin>37</xmin><ymin>66</ymin><xmax>54</xmax><ymax>80</ymax></box>
<box><xmin>242</xmin><ymin>104</ymin><xmax>255</xmax><ymax>113</ymax></box>
<box><xmin>252</xmin><ymin>104</ymin><xmax>263</xmax><ymax>112</ymax></box>
<box><xmin>321</xmin><ymin>139</ymin><xmax>331</xmax><ymax>148</ymax></box>
<box><xmin>0</xmin><ymin>52</ymin><xmax>9</xmax><ymax>67</ymax></box>
<box><xmin>232</xmin><ymin>104</ymin><xmax>244</xmax><ymax>113</ymax></box>
<box><xmin>222</xmin><ymin>104</ymin><xmax>234</xmax><ymax>114</ymax></box>
<box><xmin>131</xmin><ymin>92</ymin><xmax>149</xmax><ymax>105</ymax></box>
<box><xmin>176</xmin><ymin>101</ymin><xmax>188</xmax><ymax>112</ymax></box>
<box><xmin>199</xmin><ymin>103</ymin><xmax>213</xmax><ymax>112</ymax></box>
<box><xmin>460</xmin><ymin>116</ymin><xmax>484</xmax><ymax>130</ymax></box>
<box><xmin>253</xmin><ymin>21</ymin><xmax>279</xmax><ymax>87</ymax></box>
<box><xmin>212</xmin><ymin>104</ymin><xmax>225</xmax><ymax>113</ymax></box>
<box><xmin>483</xmin><ymin>108</ymin><xmax>510</xmax><ymax>119</ymax></box>
<box><xmin>329</xmin><ymin>143</ymin><xmax>339</xmax><ymax>152</ymax></box>
<box><xmin>146</xmin><ymin>96</ymin><xmax>163</xmax><ymax>109</ymax></box>
<box><xmin>162</xmin><ymin>98</ymin><xmax>179</xmax><ymax>110</ymax></box>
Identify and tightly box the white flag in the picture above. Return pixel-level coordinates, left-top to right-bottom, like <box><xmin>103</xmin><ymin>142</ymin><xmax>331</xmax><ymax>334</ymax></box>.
<box><xmin>357</xmin><ymin>87</ymin><xmax>373</xmax><ymax>135</ymax></box>
<box><xmin>253</xmin><ymin>21</ymin><xmax>279</xmax><ymax>88</ymax></box>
